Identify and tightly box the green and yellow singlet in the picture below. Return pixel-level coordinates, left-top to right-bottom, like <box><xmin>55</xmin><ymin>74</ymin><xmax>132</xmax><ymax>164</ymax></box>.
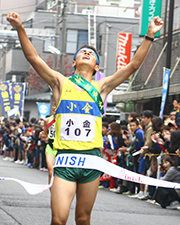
<box><xmin>54</xmin><ymin>78</ymin><xmax>103</xmax><ymax>151</ymax></box>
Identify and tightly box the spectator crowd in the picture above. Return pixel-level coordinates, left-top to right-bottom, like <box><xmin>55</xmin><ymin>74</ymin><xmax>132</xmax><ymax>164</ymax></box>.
<box><xmin>0</xmin><ymin>116</ymin><xmax>48</xmax><ymax>171</ymax></box>
<box><xmin>100</xmin><ymin>100</ymin><xmax>180</xmax><ymax>210</ymax></box>
<box><xmin>1</xmin><ymin>100</ymin><xmax>180</xmax><ymax>210</ymax></box>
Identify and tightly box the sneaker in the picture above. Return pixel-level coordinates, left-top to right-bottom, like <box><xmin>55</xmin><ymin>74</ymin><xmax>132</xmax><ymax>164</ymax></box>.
<box><xmin>115</xmin><ymin>185</ymin><xmax>129</xmax><ymax>194</ymax></box>
<box><xmin>109</xmin><ymin>188</ymin><xmax>118</xmax><ymax>192</ymax></box>
<box><xmin>98</xmin><ymin>185</ymin><xmax>105</xmax><ymax>189</ymax></box>
<box><xmin>3</xmin><ymin>157</ymin><xmax>10</xmax><ymax>161</ymax></box>
<box><xmin>24</xmin><ymin>163</ymin><xmax>31</xmax><ymax>166</ymax></box>
<box><xmin>129</xmin><ymin>192</ymin><xmax>144</xmax><ymax>199</ymax></box>
<box><xmin>115</xmin><ymin>186</ymin><xmax>121</xmax><ymax>192</ymax></box>
<box><xmin>19</xmin><ymin>160</ymin><xmax>25</xmax><ymax>165</ymax></box>
<box><xmin>123</xmin><ymin>191</ymin><xmax>134</xmax><ymax>196</ymax></box>
<box><xmin>166</xmin><ymin>201</ymin><xmax>180</xmax><ymax>209</ymax></box>
<box><xmin>9</xmin><ymin>158</ymin><xmax>14</xmax><ymax>162</ymax></box>
<box><xmin>14</xmin><ymin>159</ymin><xmax>20</xmax><ymax>164</ymax></box>
<box><xmin>138</xmin><ymin>194</ymin><xmax>149</xmax><ymax>200</ymax></box>
<box><xmin>146</xmin><ymin>199</ymin><xmax>156</xmax><ymax>204</ymax></box>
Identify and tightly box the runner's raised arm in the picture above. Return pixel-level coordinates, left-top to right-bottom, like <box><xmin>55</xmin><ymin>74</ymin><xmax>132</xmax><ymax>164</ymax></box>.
<box><xmin>99</xmin><ymin>16</ymin><xmax>164</xmax><ymax>101</ymax></box>
<box><xmin>6</xmin><ymin>12</ymin><xmax>64</xmax><ymax>104</ymax></box>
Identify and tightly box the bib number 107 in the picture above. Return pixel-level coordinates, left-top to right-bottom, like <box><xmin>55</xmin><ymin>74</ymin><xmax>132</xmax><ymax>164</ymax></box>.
<box><xmin>65</xmin><ymin>127</ymin><xmax>91</xmax><ymax>137</ymax></box>
<box><xmin>61</xmin><ymin>115</ymin><xmax>95</xmax><ymax>142</ymax></box>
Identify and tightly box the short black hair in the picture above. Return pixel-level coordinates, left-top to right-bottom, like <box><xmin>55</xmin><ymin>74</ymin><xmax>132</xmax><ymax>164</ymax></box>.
<box><xmin>30</xmin><ymin>117</ymin><xmax>37</xmax><ymax>124</ymax></box>
<box><xmin>130</xmin><ymin>119</ymin><xmax>139</xmax><ymax>126</ymax></box>
<box><xmin>120</xmin><ymin>120</ymin><xmax>128</xmax><ymax>126</ymax></box>
<box><xmin>25</xmin><ymin>124</ymin><xmax>30</xmax><ymax>128</ymax></box>
<box><xmin>141</xmin><ymin>110</ymin><xmax>153</xmax><ymax>118</ymax></box>
<box><xmin>102</xmin><ymin>122</ymin><xmax>109</xmax><ymax>129</ymax></box>
<box><xmin>15</xmin><ymin>118</ymin><xmax>21</xmax><ymax>124</ymax></box>
<box><xmin>129</xmin><ymin>112</ymin><xmax>139</xmax><ymax>119</ymax></box>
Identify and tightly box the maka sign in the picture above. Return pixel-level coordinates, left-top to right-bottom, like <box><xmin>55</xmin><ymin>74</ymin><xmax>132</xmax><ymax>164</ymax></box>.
<box><xmin>116</xmin><ymin>33</ymin><xmax>132</xmax><ymax>71</ymax></box>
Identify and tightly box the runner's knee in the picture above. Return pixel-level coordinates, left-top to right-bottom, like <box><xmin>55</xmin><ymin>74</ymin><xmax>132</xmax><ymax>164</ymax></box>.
<box><xmin>75</xmin><ymin>214</ymin><xmax>90</xmax><ymax>225</ymax></box>
<box><xmin>51</xmin><ymin>216</ymin><xmax>67</xmax><ymax>225</ymax></box>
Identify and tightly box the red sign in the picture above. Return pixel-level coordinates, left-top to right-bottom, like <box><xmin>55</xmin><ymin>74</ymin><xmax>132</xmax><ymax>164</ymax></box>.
<box><xmin>116</xmin><ymin>33</ymin><xmax>132</xmax><ymax>71</ymax></box>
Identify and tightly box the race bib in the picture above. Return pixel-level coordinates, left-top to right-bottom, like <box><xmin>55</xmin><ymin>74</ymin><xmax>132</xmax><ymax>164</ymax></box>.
<box><xmin>49</xmin><ymin>126</ymin><xmax>55</xmax><ymax>139</ymax></box>
<box><xmin>61</xmin><ymin>114</ymin><xmax>95</xmax><ymax>142</ymax></box>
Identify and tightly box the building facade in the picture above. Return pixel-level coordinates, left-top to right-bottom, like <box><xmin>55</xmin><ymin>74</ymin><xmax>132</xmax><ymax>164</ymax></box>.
<box><xmin>4</xmin><ymin>1</ymin><xmax>180</xmax><ymax>120</ymax></box>
<box><xmin>0</xmin><ymin>1</ymin><xmax>141</xmax><ymax>120</ymax></box>
<box><xmin>113</xmin><ymin>26</ymin><xmax>180</xmax><ymax>116</ymax></box>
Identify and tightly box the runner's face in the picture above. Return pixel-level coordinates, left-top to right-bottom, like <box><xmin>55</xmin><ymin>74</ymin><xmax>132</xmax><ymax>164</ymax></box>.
<box><xmin>76</xmin><ymin>49</ymin><xmax>97</xmax><ymax>66</ymax></box>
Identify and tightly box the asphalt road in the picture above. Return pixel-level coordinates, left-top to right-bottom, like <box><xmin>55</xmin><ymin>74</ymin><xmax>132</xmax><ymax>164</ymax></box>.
<box><xmin>0</xmin><ymin>155</ymin><xmax>180</xmax><ymax>225</ymax></box>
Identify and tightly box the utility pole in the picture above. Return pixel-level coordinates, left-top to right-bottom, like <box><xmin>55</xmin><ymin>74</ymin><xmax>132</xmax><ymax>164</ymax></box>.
<box><xmin>103</xmin><ymin>23</ymin><xmax>110</xmax><ymax>76</ymax></box>
<box><xmin>164</xmin><ymin>0</ymin><xmax>174</xmax><ymax>115</ymax></box>
<box><xmin>2</xmin><ymin>45</ymin><xmax>7</xmax><ymax>82</ymax></box>
<box><xmin>60</xmin><ymin>0</ymin><xmax>67</xmax><ymax>75</ymax></box>
<box><xmin>50</xmin><ymin>0</ymin><xmax>61</xmax><ymax>113</ymax></box>
<box><xmin>163</xmin><ymin>0</ymin><xmax>168</xmax><ymax>45</ymax></box>
<box><xmin>54</xmin><ymin>0</ymin><xmax>61</xmax><ymax>71</ymax></box>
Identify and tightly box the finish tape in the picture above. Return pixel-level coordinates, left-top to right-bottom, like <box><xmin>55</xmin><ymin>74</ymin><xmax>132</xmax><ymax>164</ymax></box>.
<box><xmin>1</xmin><ymin>154</ymin><xmax>180</xmax><ymax>195</ymax></box>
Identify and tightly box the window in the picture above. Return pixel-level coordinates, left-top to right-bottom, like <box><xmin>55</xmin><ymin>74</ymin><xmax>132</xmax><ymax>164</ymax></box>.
<box><xmin>66</xmin><ymin>30</ymin><xmax>78</xmax><ymax>54</ymax></box>
<box><xmin>110</xmin><ymin>3</ymin><xmax>119</xmax><ymax>6</ymax></box>
<box><xmin>77</xmin><ymin>30</ymin><xmax>88</xmax><ymax>49</ymax></box>
<box><xmin>44</xmin><ymin>28</ymin><xmax>88</xmax><ymax>54</ymax></box>
<box><xmin>66</xmin><ymin>29</ymin><xmax>88</xmax><ymax>54</ymax></box>
<box><xmin>97</xmin><ymin>35</ymin><xmax>102</xmax><ymax>55</ymax></box>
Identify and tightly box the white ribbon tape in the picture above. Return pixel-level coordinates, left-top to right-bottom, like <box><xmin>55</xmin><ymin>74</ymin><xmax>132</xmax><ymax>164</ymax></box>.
<box><xmin>0</xmin><ymin>175</ymin><xmax>54</xmax><ymax>195</ymax></box>
<box><xmin>54</xmin><ymin>154</ymin><xmax>180</xmax><ymax>189</ymax></box>
<box><xmin>1</xmin><ymin>154</ymin><xmax>180</xmax><ymax>195</ymax></box>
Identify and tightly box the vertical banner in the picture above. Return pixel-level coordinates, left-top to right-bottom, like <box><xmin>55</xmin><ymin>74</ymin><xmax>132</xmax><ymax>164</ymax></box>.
<box><xmin>11</xmin><ymin>83</ymin><xmax>26</xmax><ymax>118</ymax></box>
<box><xmin>159</xmin><ymin>67</ymin><xmax>170</xmax><ymax>119</ymax></box>
<box><xmin>96</xmin><ymin>71</ymin><xmax>107</xmax><ymax>116</ymax></box>
<box><xmin>37</xmin><ymin>102</ymin><xmax>50</xmax><ymax>119</ymax></box>
<box><xmin>0</xmin><ymin>82</ymin><xmax>12</xmax><ymax>115</ymax></box>
<box><xmin>116</xmin><ymin>33</ymin><xmax>132</xmax><ymax>71</ymax></box>
<box><xmin>140</xmin><ymin>0</ymin><xmax>162</xmax><ymax>37</ymax></box>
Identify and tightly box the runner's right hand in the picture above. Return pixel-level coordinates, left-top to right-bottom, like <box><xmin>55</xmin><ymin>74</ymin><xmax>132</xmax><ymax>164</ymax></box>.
<box><xmin>7</xmin><ymin>12</ymin><xmax>22</xmax><ymax>31</ymax></box>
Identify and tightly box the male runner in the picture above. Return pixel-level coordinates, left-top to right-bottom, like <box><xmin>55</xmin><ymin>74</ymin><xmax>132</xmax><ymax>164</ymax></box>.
<box><xmin>7</xmin><ymin>12</ymin><xmax>163</xmax><ymax>225</ymax></box>
<box><xmin>43</xmin><ymin>102</ymin><xmax>57</xmax><ymax>185</ymax></box>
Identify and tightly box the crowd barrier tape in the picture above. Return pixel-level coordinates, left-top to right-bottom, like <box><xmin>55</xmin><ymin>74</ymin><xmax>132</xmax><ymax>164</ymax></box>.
<box><xmin>1</xmin><ymin>154</ymin><xmax>180</xmax><ymax>195</ymax></box>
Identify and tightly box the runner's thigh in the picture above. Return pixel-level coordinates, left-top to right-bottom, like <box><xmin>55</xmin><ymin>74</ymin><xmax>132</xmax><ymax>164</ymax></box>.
<box><xmin>51</xmin><ymin>175</ymin><xmax>77</xmax><ymax>224</ymax></box>
<box><xmin>75</xmin><ymin>176</ymin><xmax>100</xmax><ymax>221</ymax></box>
